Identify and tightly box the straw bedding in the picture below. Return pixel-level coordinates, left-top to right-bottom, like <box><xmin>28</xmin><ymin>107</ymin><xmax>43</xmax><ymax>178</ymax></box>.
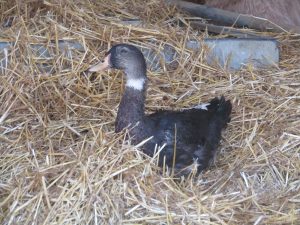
<box><xmin>0</xmin><ymin>0</ymin><xmax>299</xmax><ymax>224</ymax></box>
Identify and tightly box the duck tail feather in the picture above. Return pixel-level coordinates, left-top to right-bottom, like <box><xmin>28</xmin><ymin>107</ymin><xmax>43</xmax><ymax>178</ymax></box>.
<box><xmin>205</xmin><ymin>96</ymin><xmax>232</xmax><ymax>150</ymax></box>
<box><xmin>217</xmin><ymin>96</ymin><xmax>232</xmax><ymax>127</ymax></box>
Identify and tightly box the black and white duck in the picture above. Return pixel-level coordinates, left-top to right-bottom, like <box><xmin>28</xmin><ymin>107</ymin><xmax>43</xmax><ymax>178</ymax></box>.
<box><xmin>89</xmin><ymin>43</ymin><xmax>232</xmax><ymax>176</ymax></box>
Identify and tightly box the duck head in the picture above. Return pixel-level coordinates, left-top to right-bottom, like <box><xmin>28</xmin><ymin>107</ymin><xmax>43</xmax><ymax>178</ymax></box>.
<box><xmin>88</xmin><ymin>44</ymin><xmax>147</xmax><ymax>81</ymax></box>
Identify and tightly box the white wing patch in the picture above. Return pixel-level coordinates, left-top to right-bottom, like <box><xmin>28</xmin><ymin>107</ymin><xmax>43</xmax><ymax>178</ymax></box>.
<box><xmin>181</xmin><ymin>102</ymin><xmax>210</xmax><ymax>111</ymax></box>
<box><xmin>126</xmin><ymin>78</ymin><xmax>145</xmax><ymax>91</ymax></box>
<box><xmin>193</xmin><ymin>103</ymin><xmax>210</xmax><ymax>110</ymax></box>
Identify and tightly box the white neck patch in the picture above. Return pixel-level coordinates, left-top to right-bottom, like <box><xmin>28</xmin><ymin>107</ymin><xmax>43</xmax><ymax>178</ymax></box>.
<box><xmin>126</xmin><ymin>78</ymin><xmax>145</xmax><ymax>91</ymax></box>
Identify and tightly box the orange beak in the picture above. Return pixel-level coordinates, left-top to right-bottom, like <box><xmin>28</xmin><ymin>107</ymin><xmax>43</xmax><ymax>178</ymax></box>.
<box><xmin>88</xmin><ymin>54</ymin><xmax>111</xmax><ymax>72</ymax></box>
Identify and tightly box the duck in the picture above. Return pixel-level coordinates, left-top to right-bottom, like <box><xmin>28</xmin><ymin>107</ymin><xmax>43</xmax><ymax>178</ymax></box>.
<box><xmin>88</xmin><ymin>43</ymin><xmax>232</xmax><ymax>176</ymax></box>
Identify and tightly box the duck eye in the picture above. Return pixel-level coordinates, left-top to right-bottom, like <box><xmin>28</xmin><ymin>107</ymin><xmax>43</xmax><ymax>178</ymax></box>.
<box><xmin>120</xmin><ymin>48</ymin><xmax>128</xmax><ymax>54</ymax></box>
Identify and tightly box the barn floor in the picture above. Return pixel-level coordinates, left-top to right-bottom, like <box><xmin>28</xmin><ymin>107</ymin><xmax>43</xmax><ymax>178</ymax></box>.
<box><xmin>0</xmin><ymin>1</ymin><xmax>299</xmax><ymax>224</ymax></box>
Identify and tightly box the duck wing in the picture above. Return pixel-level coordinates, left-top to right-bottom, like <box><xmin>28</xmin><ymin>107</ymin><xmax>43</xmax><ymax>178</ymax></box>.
<box><xmin>139</xmin><ymin>96</ymin><xmax>232</xmax><ymax>175</ymax></box>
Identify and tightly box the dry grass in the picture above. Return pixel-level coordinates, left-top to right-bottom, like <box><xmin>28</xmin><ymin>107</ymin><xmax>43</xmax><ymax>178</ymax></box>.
<box><xmin>0</xmin><ymin>0</ymin><xmax>299</xmax><ymax>224</ymax></box>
